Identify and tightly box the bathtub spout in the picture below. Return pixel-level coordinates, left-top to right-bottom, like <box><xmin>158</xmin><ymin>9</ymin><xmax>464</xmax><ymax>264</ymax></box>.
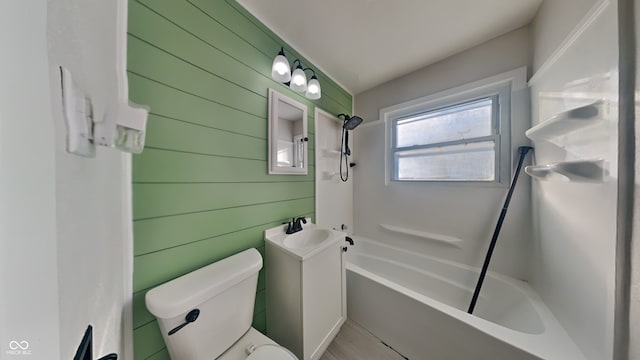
<box><xmin>345</xmin><ymin>236</ymin><xmax>354</xmax><ymax>246</ymax></box>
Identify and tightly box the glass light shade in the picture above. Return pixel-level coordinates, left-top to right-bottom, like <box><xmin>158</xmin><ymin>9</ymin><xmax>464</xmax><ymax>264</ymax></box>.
<box><xmin>289</xmin><ymin>67</ymin><xmax>307</xmax><ymax>92</ymax></box>
<box><xmin>305</xmin><ymin>77</ymin><xmax>321</xmax><ymax>99</ymax></box>
<box><xmin>271</xmin><ymin>54</ymin><xmax>291</xmax><ymax>82</ymax></box>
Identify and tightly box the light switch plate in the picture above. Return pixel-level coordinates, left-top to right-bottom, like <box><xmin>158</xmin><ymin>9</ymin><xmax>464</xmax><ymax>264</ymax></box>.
<box><xmin>60</xmin><ymin>66</ymin><xmax>95</xmax><ymax>157</ymax></box>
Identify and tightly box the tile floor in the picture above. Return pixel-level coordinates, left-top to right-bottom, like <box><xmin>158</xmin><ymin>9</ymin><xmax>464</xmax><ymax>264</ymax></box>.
<box><xmin>319</xmin><ymin>320</ymin><xmax>407</xmax><ymax>360</ymax></box>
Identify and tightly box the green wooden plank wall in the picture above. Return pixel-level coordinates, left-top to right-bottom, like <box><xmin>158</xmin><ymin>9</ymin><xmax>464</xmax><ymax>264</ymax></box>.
<box><xmin>128</xmin><ymin>0</ymin><xmax>352</xmax><ymax>358</ymax></box>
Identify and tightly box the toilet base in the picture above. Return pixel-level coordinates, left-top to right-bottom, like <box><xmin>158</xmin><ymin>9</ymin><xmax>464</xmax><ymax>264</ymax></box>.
<box><xmin>218</xmin><ymin>327</ymin><xmax>295</xmax><ymax>360</ymax></box>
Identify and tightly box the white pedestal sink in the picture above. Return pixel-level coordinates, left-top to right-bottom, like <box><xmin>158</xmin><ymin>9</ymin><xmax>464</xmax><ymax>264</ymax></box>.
<box><xmin>264</xmin><ymin>220</ymin><xmax>347</xmax><ymax>360</ymax></box>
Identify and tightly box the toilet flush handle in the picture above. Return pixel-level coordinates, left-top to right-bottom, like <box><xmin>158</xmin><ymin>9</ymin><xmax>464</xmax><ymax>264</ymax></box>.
<box><xmin>168</xmin><ymin>309</ymin><xmax>200</xmax><ymax>336</ymax></box>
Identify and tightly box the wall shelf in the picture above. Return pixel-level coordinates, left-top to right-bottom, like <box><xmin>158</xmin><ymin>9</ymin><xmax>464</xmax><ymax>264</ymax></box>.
<box><xmin>322</xmin><ymin>149</ymin><xmax>342</xmax><ymax>157</ymax></box>
<box><xmin>525</xmin><ymin>100</ymin><xmax>607</xmax><ymax>145</ymax></box>
<box><xmin>379</xmin><ymin>224</ymin><xmax>463</xmax><ymax>248</ymax></box>
<box><xmin>321</xmin><ymin>171</ymin><xmax>339</xmax><ymax>180</ymax></box>
<box><xmin>525</xmin><ymin>159</ymin><xmax>606</xmax><ymax>182</ymax></box>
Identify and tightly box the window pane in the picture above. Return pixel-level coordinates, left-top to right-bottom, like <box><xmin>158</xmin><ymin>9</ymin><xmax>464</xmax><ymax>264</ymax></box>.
<box><xmin>396</xmin><ymin>98</ymin><xmax>493</xmax><ymax>147</ymax></box>
<box><xmin>395</xmin><ymin>141</ymin><xmax>495</xmax><ymax>181</ymax></box>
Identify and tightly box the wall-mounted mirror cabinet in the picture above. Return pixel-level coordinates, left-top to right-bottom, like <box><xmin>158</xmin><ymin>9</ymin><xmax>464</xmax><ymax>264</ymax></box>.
<box><xmin>268</xmin><ymin>89</ymin><xmax>308</xmax><ymax>175</ymax></box>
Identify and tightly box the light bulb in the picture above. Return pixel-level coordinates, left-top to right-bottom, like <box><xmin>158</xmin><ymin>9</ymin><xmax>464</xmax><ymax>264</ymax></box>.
<box><xmin>271</xmin><ymin>50</ymin><xmax>291</xmax><ymax>83</ymax></box>
<box><xmin>274</xmin><ymin>62</ymin><xmax>288</xmax><ymax>75</ymax></box>
<box><xmin>289</xmin><ymin>67</ymin><xmax>307</xmax><ymax>92</ymax></box>
<box><xmin>305</xmin><ymin>76</ymin><xmax>321</xmax><ymax>100</ymax></box>
<box><xmin>293</xmin><ymin>73</ymin><xmax>305</xmax><ymax>86</ymax></box>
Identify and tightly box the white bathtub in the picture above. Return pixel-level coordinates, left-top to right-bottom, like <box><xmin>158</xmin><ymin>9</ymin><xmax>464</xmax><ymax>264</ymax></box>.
<box><xmin>346</xmin><ymin>237</ymin><xmax>585</xmax><ymax>360</ymax></box>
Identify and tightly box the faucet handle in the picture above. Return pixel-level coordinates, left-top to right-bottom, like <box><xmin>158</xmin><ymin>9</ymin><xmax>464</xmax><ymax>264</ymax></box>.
<box><xmin>282</xmin><ymin>219</ymin><xmax>293</xmax><ymax>234</ymax></box>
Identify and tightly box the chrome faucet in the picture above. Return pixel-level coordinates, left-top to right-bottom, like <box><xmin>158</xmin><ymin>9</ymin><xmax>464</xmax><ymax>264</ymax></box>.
<box><xmin>284</xmin><ymin>217</ymin><xmax>307</xmax><ymax>234</ymax></box>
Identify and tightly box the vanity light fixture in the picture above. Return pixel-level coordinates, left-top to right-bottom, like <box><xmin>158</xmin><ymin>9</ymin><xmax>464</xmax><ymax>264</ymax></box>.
<box><xmin>270</xmin><ymin>47</ymin><xmax>322</xmax><ymax>100</ymax></box>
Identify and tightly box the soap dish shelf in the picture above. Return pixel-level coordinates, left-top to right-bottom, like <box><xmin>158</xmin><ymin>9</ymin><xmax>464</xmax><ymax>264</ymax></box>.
<box><xmin>322</xmin><ymin>149</ymin><xmax>342</xmax><ymax>159</ymax></box>
<box><xmin>525</xmin><ymin>159</ymin><xmax>606</xmax><ymax>182</ymax></box>
<box><xmin>525</xmin><ymin>100</ymin><xmax>608</xmax><ymax>145</ymax></box>
<box><xmin>379</xmin><ymin>224</ymin><xmax>463</xmax><ymax>248</ymax></box>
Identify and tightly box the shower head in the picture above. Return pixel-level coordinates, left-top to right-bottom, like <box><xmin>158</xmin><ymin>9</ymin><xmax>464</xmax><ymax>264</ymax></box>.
<box><xmin>337</xmin><ymin>114</ymin><xmax>363</xmax><ymax>182</ymax></box>
<box><xmin>344</xmin><ymin>116</ymin><xmax>363</xmax><ymax>130</ymax></box>
<box><xmin>337</xmin><ymin>114</ymin><xmax>364</xmax><ymax>130</ymax></box>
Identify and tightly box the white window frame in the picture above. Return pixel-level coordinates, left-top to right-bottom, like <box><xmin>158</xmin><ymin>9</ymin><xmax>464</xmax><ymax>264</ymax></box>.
<box><xmin>381</xmin><ymin>68</ymin><xmax>527</xmax><ymax>186</ymax></box>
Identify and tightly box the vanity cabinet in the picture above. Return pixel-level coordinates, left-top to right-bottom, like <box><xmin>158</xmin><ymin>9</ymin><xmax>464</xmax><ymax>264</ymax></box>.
<box><xmin>265</xmin><ymin>230</ymin><xmax>346</xmax><ymax>360</ymax></box>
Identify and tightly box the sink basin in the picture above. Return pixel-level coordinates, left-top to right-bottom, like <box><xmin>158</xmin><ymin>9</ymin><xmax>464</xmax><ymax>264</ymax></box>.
<box><xmin>283</xmin><ymin>228</ymin><xmax>331</xmax><ymax>249</ymax></box>
<box><xmin>264</xmin><ymin>221</ymin><xmax>343</xmax><ymax>260</ymax></box>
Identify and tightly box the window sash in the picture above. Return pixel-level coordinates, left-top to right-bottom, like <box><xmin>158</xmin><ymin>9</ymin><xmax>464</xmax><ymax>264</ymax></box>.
<box><xmin>393</xmin><ymin>140</ymin><xmax>497</xmax><ymax>181</ymax></box>
<box><xmin>393</xmin><ymin>134</ymin><xmax>498</xmax><ymax>153</ymax></box>
<box><xmin>393</xmin><ymin>96</ymin><xmax>498</xmax><ymax>149</ymax></box>
<box><xmin>390</xmin><ymin>95</ymin><xmax>501</xmax><ymax>182</ymax></box>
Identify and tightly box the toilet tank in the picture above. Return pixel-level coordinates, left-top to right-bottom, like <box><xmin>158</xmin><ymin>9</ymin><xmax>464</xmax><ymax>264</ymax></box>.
<box><xmin>146</xmin><ymin>248</ymin><xmax>263</xmax><ymax>360</ymax></box>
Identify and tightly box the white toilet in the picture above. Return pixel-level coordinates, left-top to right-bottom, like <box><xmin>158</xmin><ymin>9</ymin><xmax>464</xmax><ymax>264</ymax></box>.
<box><xmin>145</xmin><ymin>248</ymin><xmax>297</xmax><ymax>360</ymax></box>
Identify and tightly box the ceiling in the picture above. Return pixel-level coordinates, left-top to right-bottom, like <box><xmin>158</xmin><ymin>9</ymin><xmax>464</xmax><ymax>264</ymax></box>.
<box><xmin>236</xmin><ymin>0</ymin><xmax>543</xmax><ymax>95</ymax></box>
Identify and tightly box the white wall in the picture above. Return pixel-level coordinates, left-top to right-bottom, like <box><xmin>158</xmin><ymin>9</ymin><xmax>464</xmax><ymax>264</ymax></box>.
<box><xmin>531</xmin><ymin>0</ymin><xmax>599</xmax><ymax>72</ymax></box>
<box><xmin>352</xmin><ymin>27</ymin><xmax>533</xmax><ymax>280</ymax></box>
<box><xmin>355</xmin><ymin>27</ymin><xmax>533</xmax><ymax>123</ymax></box>
<box><xmin>528</xmin><ymin>1</ymin><xmax>618</xmax><ymax>359</ymax></box>
<box><xmin>47</xmin><ymin>0</ymin><xmax>132</xmax><ymax>358</ymax></box>
<box><xmin>0</xmin><ymin>0</ymin><xmax>132</xmax><ymax>359</ymax></box>
<box><xmin>0</xmin><ymin>2</ymin><xmax>61</xmax><ymax>358</ymax></box>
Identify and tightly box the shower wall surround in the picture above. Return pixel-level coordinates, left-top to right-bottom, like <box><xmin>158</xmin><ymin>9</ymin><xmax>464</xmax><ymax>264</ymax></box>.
<box><xmin>529</xmin><ymin>0</ymin><xmax>619</xmax><ymax>358</ymax></box>
<box><xmin>127</xmin><ymin>1</ymin><xmax>352</xmax><ymax>358</ymax></box>
<box><xmin>353</xmin><ymin>28</ymin><xmax>534</xmax><ymax>280</ymax></box>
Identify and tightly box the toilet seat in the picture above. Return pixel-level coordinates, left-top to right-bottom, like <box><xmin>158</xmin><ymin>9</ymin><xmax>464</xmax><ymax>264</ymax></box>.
<box><xmin>246</xmin><ymin>344</ymin><xmax>297</xmax><ymax>360</ymax></box>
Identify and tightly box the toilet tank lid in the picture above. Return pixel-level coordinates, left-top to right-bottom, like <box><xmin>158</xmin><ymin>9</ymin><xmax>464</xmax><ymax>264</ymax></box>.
<box><xmin>145</xmin><ymin>248</ymin><xmax>263</xmax><ymax>319</ymax></box>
